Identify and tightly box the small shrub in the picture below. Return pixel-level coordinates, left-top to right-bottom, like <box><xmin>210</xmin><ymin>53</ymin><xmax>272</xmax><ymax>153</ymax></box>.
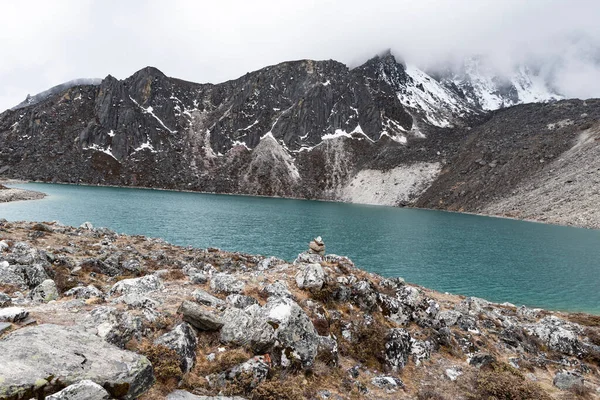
<box><xmin>164</xmin><ymin>269</ymin><xmax>186</xmax><ymax>281</ymax></box>
<box><xmin>567</xmin><ymin>313</ymin><xmax>600</xmax><ymax>327</ymax></box>
<box><xmin>193</xmin><ymin>348</ymin><xmax>252</xmax><ymax>376</ymax></box>
<box><xmin>251</xmin><ymin>379</ymin><xmax>303</xmax><ymax>400</ymax></box>
<box><xmin>53</xmin><ymin>266</ymin><xmax>78</xmax><ymax>293</ymax></box>
<box><xmin>584</xmin><ymin>328</ymin><xmax>600</xmax><ymax>346</ymax></box>
<box><xmin>417</xmin><ymin>386</ymin><xmax>449</xmax><ymax>400</ymax></box>
<box><xmin>468</xmin><ymin>362</ymin><xmax>551</xmax><ymax>400</ymax></box>
<box><xmin>139</xmin><ymin>341</ymin><xmax>182</xmax><ymax>387</ymax></box>
<box><xmin>337</xmin><ymin>316</ymin><xmax>388</xmax><ymax>369</ymax></box>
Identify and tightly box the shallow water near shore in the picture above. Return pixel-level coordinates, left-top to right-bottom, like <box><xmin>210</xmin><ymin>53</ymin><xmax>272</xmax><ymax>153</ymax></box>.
<box><xmin>2</xmin><ymin>182</ymin><xmax>600</xmax><ymax>314</ymax></box>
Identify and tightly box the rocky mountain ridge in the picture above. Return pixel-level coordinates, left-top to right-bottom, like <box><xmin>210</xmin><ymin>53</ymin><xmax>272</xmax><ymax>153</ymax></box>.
<box><xmin>0</xmin><ymin>54</ymin><xmax>598</xmax><ymax>227</ymax></box>
<box><xmin>1</xmin><ymin>220</ymin><xmax>599</xmax><ymax>399</ymax></box>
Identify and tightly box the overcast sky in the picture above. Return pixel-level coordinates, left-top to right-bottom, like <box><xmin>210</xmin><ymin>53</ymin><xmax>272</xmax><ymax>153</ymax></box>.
<box><xmin>1</xmin><ymin>0</ymin><xmax>599</xmax><ymax>111</ymax></box>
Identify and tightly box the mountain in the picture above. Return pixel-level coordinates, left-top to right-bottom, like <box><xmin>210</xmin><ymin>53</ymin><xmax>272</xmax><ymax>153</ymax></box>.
<box><xmin>1</xmin><ymin>52</ymin><xmax>598</xmax><ymax>227</ymax></box>
<box><xmin>11</xmin><ymin>78</ymin><xmax>102</xmax><ymax>111</ymax></box>
<box><xmin>429</xmin><ymin>56</ymin><xmax>563</xmax><ymax>111</ymax></box>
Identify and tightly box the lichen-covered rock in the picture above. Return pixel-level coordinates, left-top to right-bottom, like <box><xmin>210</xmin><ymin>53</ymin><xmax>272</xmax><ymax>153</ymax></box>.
<box><xmin>155</xmin><ymin>322</ymin><xmax>198</xmax><ymax>373</ymax></box>
<box><xmin>468</xmin><ymin>353</ymin><xmax>496</xmax><ymax>368</ymax></box>
<box><xmin>0</xmin><ymin>306</ymin><xmax>28</xmax><ymax>322</ymax></box>
<box><xmin>45</xmin><ymin>380</ymin><xmax>111</xmax><ymax>400</ymax></box>
<box><xmin>192</xmin><ymin>289</ymin><xmax>226</xmax><ymax>308</ymax></box>
<box><xmin>257</xmin><ymin>256</ymin><xmax>285</xmax><ymax>271</ymax></box>
<box><xmin>114</xmin><ymin>293</ymin><xmax>158</xmax><ymax>309</ymax></box>
<box><xmin>437</xmin><ymin>310</ymin><xmax>462</xmax><ymax>327</ymax></box>
<box><xmin>211</xmin><ymin>356</ymin><xmax>270</xmax><ymax>390</ymax></box>
<box><xmin>411</xmin><ymin>339</ymin><xmax>433</xmax><ymax>365</ymax></box>
<box><xmin>220</xmin><ymin>305</ymin><xmax>275</xmax><ymax>353</ymax></box>
<box><xmin>109</xmin><ymin>274</ymin><xmax>163</xmax><ymax>296</ymax></box>
<box><xmin>294</xmin><ymin>252</ymin><xmax>323</xmax><ymax>264</ymax></box>
<box><xmin>82</xmin><ymin>306</ymin><xmax>143</xmax><ymax>347</ymax></box>
<box><xmin>295</xmin><ymin>263</ymin><xmax>325</xmax><ymax>290</ymax></box>
<box><xmin>0</xmin><ymin>324</ymin><xmax>154</xmax><ymax>399</ymax></box>
<box><xmin>455</xmin><ymin>296</ymin><xmax>491</xmax><ymax>316</ymax></box>
<box><xmin>526</xmin><ymin>316</ymin><xmax>583</xmax><ymax>355</ymax></box>
<box><xmin>553</xmin><ymin>370</ymin><xmax>585</xmax><ymax>390</ymax></box>
<box><xmin>226</xmin><ymin>294</ymin><xmax>258</xmax><ymax>309</ymax></box>
<box><xmin>210</xmin><ymin>273</ymin><xmax>245</xmax><ymax>294</ymax></box>
<box><xmin>263</xmin><ymin>297</ymin><xmax>320</xmax><ymax>369</ymax></box>
<box><xmin>29</xmin><ymin>279</ymin><xmax>59</xmax><ymax>302</ymax></box>
<box><xmin>371</xmin><ymin>376</ymin><xmax>404</xmax><ymax>392</ymax></box>
<box><xmin>385</xmin><ymin>328</ymin><xmax>412</xmax><ymax>371</ymax></box>
<box><xmin>65</xmin><ymin>285</ymin><xmax>104</xmax><ymax>299</ymax></box>
<box><xmin>179</xmin><ymin>300</ymin><xmax>224</xmax><ymax>331</ymax></box>
<box><xmin>0</xmin><ymin>292</ymin><xmax>11</xmax><ymax>308</ymax></box>
<box><xmin>263</xmin><ymin>280</ymin><xmax>293</xmax><ymax>299</ymax></box>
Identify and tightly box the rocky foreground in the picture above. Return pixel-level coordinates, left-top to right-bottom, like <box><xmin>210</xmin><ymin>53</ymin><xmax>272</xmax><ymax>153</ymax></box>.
<box><xmin>0</xmin><ymin>184</ymin><xmax>45</xmax><ymax>203</ymax></box>
<box><xmin>0</xmin><ymin>221</ymin><xmax>599</xmax><ymax>399</ymax></box>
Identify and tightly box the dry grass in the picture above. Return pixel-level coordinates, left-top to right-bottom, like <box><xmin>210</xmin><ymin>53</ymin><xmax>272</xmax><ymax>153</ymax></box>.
<box><xmin>163</xmin><ymin>269</ymin><xmax>186</xmax><ymax>281</ymax></box>
<box><xmin>192</xmin><ymin>348</ymin><xmax>253</xmax><ymax>376</ymax></box>
<box><xmin>0</xmin><ymin>283</ymin><xmax>20</xmax><ymax>295</ymax></box>
<box><xmin>468</xmin><ymin>362</ymin><xmax>552</xmax><ymax>400</ymax></box>
<box><xmin>566</xmin><ymin>313</ymin><xmax>600</xmax><ymax>327</ymax></box>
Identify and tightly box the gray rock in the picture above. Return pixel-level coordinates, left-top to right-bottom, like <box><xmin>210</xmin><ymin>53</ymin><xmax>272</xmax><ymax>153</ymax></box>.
<box><xmin>295</xmin><ymin>263</ymin><xmax>325</xmax><ymax>290</ymax></box>
<box><xmin>455</xmin><ymin>296</ymin><xmax>491</xmax><ymax>316</ymax></box>
<box><xmin>226</xmin><ymin>294</ymin><xmax>258</xmax><ymax>309</ymax></box>
<box><xmin>263</xmin><ymin>297</ymin><xmax>319</xmax><ymax>369</ymax></box>
<box><xmin>122</xmin><ymin>259</ymin><xmax>143</xmax><ymax>274</ymax></box>
<box><xmin>517</xmin><ymin>305</ymin><xmax>543</xmax><ymax>320</ymax></box>
<box><xmin>294</xmin><ymin>252</ymin><xmax>323</xmax><ymax>264</ymax></box>
<box><xmin>220</xmin><ymin>305</ymin><xmax>275</xmax><ymax>353</ymax></box>
<box><xmin>553</xmin><ymin>370</ymin><xmax>584</xmax><ymax>390</ymax></box>
<box><xmin>29</xmin><ymin>279</ymin><xmax>59</xmax><ymax>302</ymax></box>
<box><xmin>468</xmin><ymin>353</ymin><xmax>496</xmax><ymax>368</ymax></box>
<box><xmin>80</xmin><ymin>221</ymin><xmax>94</xmax><ymax>230</ymax></box>
<box><xmin>0</xmin><ymin>324</ymin><xmax>153</xmax><ymax>399</ymax></box>
<box><xmin>192</xmin><ymin>289</ymin><xmax>226</xmax><ymax>308</ymax></box>
<box><xmin>179</xmin><ymin>300</ymin><xmax>224</xmax><ymax>331</ymax></box>
<box><xmin>190</xmin><ymin>272</ymin><xmax>209</xmax><ymax>284</ymax></box>
<box><xmin>65</xmin><ymin>285</ymin><xmax>104</xmax><ymax>299</ymax></box>
<box><xmin>0</xmin><ymin>306</ymin><xmax>28</xmax><ymax>322</ymax></box>
<box><xmin>210</xmin><ymin>273</ymin><xmax>245</xmax><ymax>294</ymax></box>
<box><xmin>257</xmin><ymin>256</ymin><xmax>284</xmax><ymax>271</ymax></box>
<box><xmin>0</xmin><ymin>292</ymin><xmax>11</xmax><ymax>307</ymax></box>
<box><xmin>371</xmin><ymin>376</ymin><xmax>404</xmax><ymax>392</ymax></box>
<box><xmin>526</xmin><ymin>316</ymin><xmax>583</xmax><ymax>355</ymax></box>
<box><xmin>317</xmin><ymin>335</ymin><xmax>339</xmax><ymax>366</ymax></box>
<box><xmin>45</xmin><ymin>380</ymin><xmax>111</xmax><ymax>400</ymax></box>
<box><xmin>78</xmin><ymin>258</ymin><xmax>121</xmax><ymax>277</ymax></box>
<box><xmin>385</xmin><ymin>328</ymin><xmax>412</xmax><ymax>371</ymax></box>
<box><xmin>155</xmin><ymin>322</ymin><xmax>198</xmax><ymax>373</ymax></box>
<box><xmin>83</xmin><ymin>306</ymin><xmax>143</xmax><ymax>347</ymax></box>
<box><xmin>114</xmin><ymin>293</ymin><xmax>158</xmax><ymax>309</ymax></box>
<box><xmin>397</xmin><ymin>286</ymin><xmax>421</xmax><ymax>308</ymax></box>
<box><xmin>0</xmin><ymin>241</ymin><xmax>8</xmax><ymax>252</ymax></box>
<box><xmin>410</xmin><ymin>339</ymin><xmax>432</xmax><ymax>365</ymax></box>
<box><xmin>263</xmin><ymin>280</ymin><xmax>293</xmax><ymax>299</ymax></box>
<box><xmin>109</xmin><ymin>274</ymin><xmax>163</xmax><ymax>296</ymax></box>
<box><xmin>445</xmin><ymin>367</ymin><xmax>463</xmax><ymax>381</ymax></box>
<box><xmin>212</xmin><ymin>356</ymin><xmax>270</xmax><ymax>389</ymax></box>
<box><xmin>308</xmin><ymin>236</ymin><xmax>325</xmax><ymax>255</ymax></box>
<box><xmin>437</xmin><ymin>310</ymin><xmax>462</xmax><ymax>327</ymax></box>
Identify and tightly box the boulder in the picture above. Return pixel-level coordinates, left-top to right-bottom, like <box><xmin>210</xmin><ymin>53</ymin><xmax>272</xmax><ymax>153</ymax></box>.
<box><xmin>468</xmin><ymin>353</ymin><xmax>496</xmax><ymax>368</ymax></box>
<box><xmin>262</xmin><ymin>280</ymin><xmax>293</xmax><ymax>299</ymax></box>
<box><xmin>526</xmin><ymin>316</ymin><xmax>583</xmax><ymax>355</ymax></box>
<box><xmin>80</xmin><ymin>221</ymin><xmax>94</xmax><ymax>230</ymax></box>
<box><xmin>210</xmin><ymin>273</ymin><xmax>245</xmax><ymax>294</ymax></box>
<box><xmin>65</xmin><ymin>285</ymin><xmax>104</xmax><ymax>299</ymax></box>
<box><xmin>0</xmin><ymin>322</ymin><xmax>11</xmax><ymax>334</ymax></box>
<box><xmin>192</xmin><ymin>289</ymin><xmax>226</xmax><ymax>308</ymax></box>
<box><xmin>220</xmin><ymin>305</ymin><xmax>275</xmax><ymax>353</ymax></box>
<box><xmin>226</xmin><ymin>294</ymin><xmax>258</xmax><ymax>309</ymax></box>
<box><xmin>437</xmin><ymin>310</ymin><xmax>462</xmax><ymax>327</ymax></box>
<box><xmin>0</xmin><ymin>324</ymin><xmax>153</xmax><ymax>399</ymax></box>
<box><xmin>385</xmin><ymin>328</ymin><xmax>412</xmax><ymax>371</ymax></box>
<box><xmin>113</xmin><ymin>293</ymin><xmax>158</xmax><ymax>309</ymax></box>
<box><xmin>109</xmin><ymin>275</ymin><xmax>163</xmax><ymax>296</ymax></box>
<box><xmin>257</xmin><ymin>256</ymin><xmax>284</xmax><ymax>271</ymax></box>
<box><xmin>411</xmin><ymin>339</ymin><xmax>433</xmax><ymax>365</ymax></box>
<box><xmin>294</xmin><ymin>252</ymin><xmax>323</xmax><ymax>264</ymax></box>
<box><xmin>0</xmin><ymin>306</ymin><xmax>28</xmax><ymax>322</ymax></box>
<box><xmin>295</xmin><ymin>263</ymin><xmax>325</xmax><ymax>290</ymax></box>
<box><xmin>45</xmin><ymin>380</ymin><xmax>111</xmax><ymax>400</ymax></box>
<box><xmin>445</xmin><ymin>367</ymin><xmax>463</xmax><ymax>381</ymax></box>
<box><xmin>0</xmin><ymin>292</ymin><xmax>11</xmax><ymax>307</ymax></box>
<box><xmin>179</xmin><ymin>300</ymin><xmax>224</xmax><ymax>331</ymax></box>
<box><xmin>263</xmin><ymin>297</ymin><xmax>320</xmax><ymax>369</ymax></box>
<box><xmin>29</xmin><ymin>279</ymin><xmax>59</xmax><ymax>302</ymax></box>
<box><xmin>553</xmin><ymin>370</ymin><xmax>584</xmax><ymax>391</ymax></box>
<box><xmin>155</xmin><ymin>322</ymin><xmax>198</xmax><ymax>373</ymax></box>
<box><xmin>82</xmin><ymin>306</ymin><xmax>143</xmax><ymax>347</ymax></box>
<box><xmin>78</xmin><ymin>258</ymin><xmax>121</xmax><ymax>277</ymax></box>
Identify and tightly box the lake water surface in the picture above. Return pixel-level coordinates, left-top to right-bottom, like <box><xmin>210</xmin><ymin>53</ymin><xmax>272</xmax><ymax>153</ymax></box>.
<box><xmin>2</xmin><ymin>183</ymin><xmax>599</xmax><ymax>314</ymax></box>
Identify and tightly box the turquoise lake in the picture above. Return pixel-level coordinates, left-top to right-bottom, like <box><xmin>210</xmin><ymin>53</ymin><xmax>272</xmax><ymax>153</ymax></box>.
<box><xmin>1</xmin><ymin>182</ymin><xmax>599</xmax><ymax>314</ymax></box>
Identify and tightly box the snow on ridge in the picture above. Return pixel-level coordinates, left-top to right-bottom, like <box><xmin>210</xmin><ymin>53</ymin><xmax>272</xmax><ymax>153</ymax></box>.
<box><xmin>133</xmin><ymin>141</ymin><xmax>157</xmax><ymax>153</ymax></box>
<box><xmin>321</xmin><ymin>125</ymin><xmax>374</xmax><ymax>142</ymax></box>
<box><xmin>107</xmin><ymin>130</ymin><xmax>115</xmax><ymax>137</ymax></box>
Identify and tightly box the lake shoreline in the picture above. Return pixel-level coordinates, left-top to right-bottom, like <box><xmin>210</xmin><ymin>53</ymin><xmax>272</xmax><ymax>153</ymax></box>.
<box><xmin>0</xmin><ymin>183</ymin><xmax>46</xmax><ymax>204</ymax></box>
<box><xmin>8</xmin><ymin>179</ymin><xmax>597</xmax><ymax>231</ymax></box>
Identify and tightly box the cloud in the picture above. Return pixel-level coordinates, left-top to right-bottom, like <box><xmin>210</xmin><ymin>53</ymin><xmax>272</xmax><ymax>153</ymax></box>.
<box><xmin>1</xmin><ymin>0</ymin><xmax>599</xmax><ymax>111</ymax></box>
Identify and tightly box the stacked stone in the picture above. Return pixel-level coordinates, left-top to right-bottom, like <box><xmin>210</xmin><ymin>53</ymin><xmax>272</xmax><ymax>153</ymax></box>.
<box><xmin>308</xmin><ymin>236</ymin><xmax>325</xmax><ymax>256</ymax></box>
